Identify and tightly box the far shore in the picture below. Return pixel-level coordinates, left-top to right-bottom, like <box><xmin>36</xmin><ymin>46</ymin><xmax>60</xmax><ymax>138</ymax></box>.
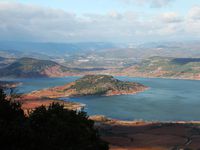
<box><xmin>124</xmin><ymin>75</ymin><xmax>200</xmax><ymax>81</ymax></box>
<box><xmin>1</xmin><ymin>73</ymin><xmax>200</xmax><ymax>81</ymax></box>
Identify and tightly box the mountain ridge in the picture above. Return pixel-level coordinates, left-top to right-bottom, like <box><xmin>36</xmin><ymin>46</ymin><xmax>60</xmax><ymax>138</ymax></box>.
<box><xmin>0</xmin><ymin>57</ymin><xmax>78</xmax><ymax>78</ymax></box>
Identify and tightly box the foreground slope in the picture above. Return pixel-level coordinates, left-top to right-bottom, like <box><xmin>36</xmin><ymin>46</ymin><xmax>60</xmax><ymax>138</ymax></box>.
<box><xmin>91</xmin><ymin>116</ymin><xmax>200</xmax><ymax>150</ymax></box>
<box><xmin>26</xmin><ymin>75</ymin><xmax>148</xmax><ymax>98</ymax></box>
<box><xmin>0</xmin><ymin>90</ymin><xmax>108</xmax><ymax>150</ymax></box>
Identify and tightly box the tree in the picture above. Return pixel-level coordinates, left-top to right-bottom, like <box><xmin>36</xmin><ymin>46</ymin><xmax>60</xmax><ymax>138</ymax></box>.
<box><xmin>0</xmin><ymin>89</ymin><xmax>27</xmax><ymax>150</ymax></box>
<box><xmin>0</xmin><ymin>88</ymin><xmax>25</xmax><ymax>122</ymax></box>
<box><xmin>0</xmin><ymin>89</ymin><xmax>109</xmax><ymax>150</ymax></box>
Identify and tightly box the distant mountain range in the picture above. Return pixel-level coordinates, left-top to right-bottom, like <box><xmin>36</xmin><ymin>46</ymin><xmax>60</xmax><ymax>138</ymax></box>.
<box><xmin>0</xmin><ymin>56</ymin><xmax>200</xmax><ymax>80</ymax></box>
<box><xmin>0</xmin><ymin>41</ymin><xmax>200</xmax><ymax>79</ymax></box>
<box><xmin>0</xmin><ymin>41</ymin><xmax>116</xmax><ymax>58</ymax></box>
<box><xmin>1</xmin><ymin>41</ymin><xmax>200</xmax><ymax>69</ymax></box>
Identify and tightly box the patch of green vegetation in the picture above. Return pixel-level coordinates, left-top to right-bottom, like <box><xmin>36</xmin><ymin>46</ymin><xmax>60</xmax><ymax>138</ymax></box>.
<box><xmin>68</xmin><ymin>75</ymin><xmax>145</xmax><ymax>96</ymax></box>
<box><xmin>9</xmin><ymin>57</ymin><xmax>60</xmax><ymax>72</ymax></box>
<box><xmin>137</xmin><ymin>56</ymin><xmax>200</xmax><ymax>75</ymax></box>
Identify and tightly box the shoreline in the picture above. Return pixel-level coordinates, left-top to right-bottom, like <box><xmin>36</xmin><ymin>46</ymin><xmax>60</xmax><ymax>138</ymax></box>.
<box><xmin>23</xmin><ymin>87</ymin><xmax>148</xmax><ymax>101</ymax></box>
<box><xmin>3</xmin><ymin>75</ymin><xmax>200</xmax><ymax>124</ymax></box>
<box><xmin>18</xmin><ymin>95</ymin><xmax>85</xmax><ymax>114</ymax></box>
<box><xmin>24</xmin><ymin>75</ymin><xmax>149</xmax><ymax>99</ymax></box>
<box><xmin>20</xmin><ymin>87</ymin><xmax>148</xmax><ymax>112</ymax></box>
<box><xmin>124</xmin><ymin>75</ymin><xmax>200</xmax><ymax>81</ymax></box>
<box><xmin>93</xmin><ymin>115</ymin><xmax>200</xmax><ymax>150</ymax></box>
<box><xmin>89</xmin><ymin>115</ymin><xmax>200</xmax><ymax>125</ymax></box>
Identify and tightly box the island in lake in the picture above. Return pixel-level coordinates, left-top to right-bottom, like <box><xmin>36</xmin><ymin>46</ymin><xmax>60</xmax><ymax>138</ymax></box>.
<box><xmin>25</xmin><ymin>75</ymin><xmax>148</xmax><ymax>98</ymax></box>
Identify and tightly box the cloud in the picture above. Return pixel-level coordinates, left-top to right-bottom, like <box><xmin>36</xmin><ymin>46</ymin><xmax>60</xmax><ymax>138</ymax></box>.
<box><xmin>159</xmin><ymin>12</ymin><xmax>183</xmax><ymax>23</ymax></box>
<box><xmin>119</xmin><ymin>0</ymin><xmax>175</xmax><ymax>8</ymax></box>
<box><xmin>185</xmin><ymin>6</ymin><xmax>200</xmax><ymax>35</ymax></box>
<box><xmin>0</xmin><ymin>2</ymin><xmax>199</xmax><ymax>43</ymax></box>
<box><xmin>0</xmin><ymin>2</ymin><xmax>141</xmax><ymax>42</ymax></box>
<box><xmin>0</xmin><ymin>2</ymin><xmax>82</xmax><ymax>42</ymax></box>
<box><xmin>188</xmin><ymin>5</ymin><xmax>200</xmax><ymax>20</ymax></box>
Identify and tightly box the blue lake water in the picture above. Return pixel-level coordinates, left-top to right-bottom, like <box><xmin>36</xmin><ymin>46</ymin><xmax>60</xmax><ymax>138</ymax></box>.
<box><xmin>6</xmin><ymin>76</ymin><xmax>200</xmax><ymax>121</ymax></box>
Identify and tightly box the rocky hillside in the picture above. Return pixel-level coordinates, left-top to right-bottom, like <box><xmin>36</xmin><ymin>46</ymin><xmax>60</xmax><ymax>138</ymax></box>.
<box><xmin>27</xmin><ymin>75</ymin><xmax>148</xmax><ymax>98</ymax></box>
<box><xmin>120</xmin><ymin>57</ymin><xmax>200</xmax><ymax>80</ymax></box>
<box><xmin>0</xmin><ymin>57</ymin><xmax>78</xmax><ymax>78</ymax></box>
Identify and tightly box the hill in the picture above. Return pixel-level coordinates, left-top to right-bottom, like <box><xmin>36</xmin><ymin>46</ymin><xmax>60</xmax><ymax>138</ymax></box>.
<box><xmin>0</xmin><ymin>57</ymin><xmax>78</xmax><ymax>78</ymax></box>
<box><xmin>1</xmin><ymin>41</ymin><xmax>200</xmax><ymax>69</ymax></box>
<box><xmin>120</xmin><ymin>57</ymin><xmax>200</xmax><ymax>80</ymax></box>
<box><xmin>26</xmin><ymin>75</ymin><xmax>148</xmax><ymax>98</ymax></box>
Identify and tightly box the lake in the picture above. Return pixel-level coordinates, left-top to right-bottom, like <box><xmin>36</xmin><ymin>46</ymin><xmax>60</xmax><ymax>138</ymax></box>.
<box><xmin>6</xmin><ymin>76</ymin><xmax>200</xmax><ymax>121</ymax></box>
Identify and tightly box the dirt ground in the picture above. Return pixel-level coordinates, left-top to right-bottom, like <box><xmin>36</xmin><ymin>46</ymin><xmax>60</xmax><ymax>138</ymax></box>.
<box><xmin>94</xmin><ymin>118</ymin><xmax>200</xmax><ymax>150</ymax></box>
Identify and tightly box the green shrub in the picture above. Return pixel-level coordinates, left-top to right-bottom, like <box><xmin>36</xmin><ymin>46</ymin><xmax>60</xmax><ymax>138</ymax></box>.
<box><xmin>0</xmin><ymin>89</ymin><xmax>108</xmax><ymax>150</ymax></box>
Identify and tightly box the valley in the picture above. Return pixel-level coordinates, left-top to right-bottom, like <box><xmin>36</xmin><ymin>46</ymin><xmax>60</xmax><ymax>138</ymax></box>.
<box><xmin>1</xmin><ymin>1</ymin><xmax>200</xmax><ymax>149</ymax></box>
<box><xmin>1</xmin><ymin>41</ymin><xmax>200</xmax><ymax>80</ymax></box>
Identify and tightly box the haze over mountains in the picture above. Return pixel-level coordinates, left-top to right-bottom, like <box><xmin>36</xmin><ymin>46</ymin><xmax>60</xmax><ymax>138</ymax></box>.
<box><xmin>1</xmin><ymin>41</ymin><xmax>200</xmax><ymax>66</ymax></box>
<box><xmin>0</xmin><ymin>41</ymin><xmax>200</xmax><ymax>79</ymax></box>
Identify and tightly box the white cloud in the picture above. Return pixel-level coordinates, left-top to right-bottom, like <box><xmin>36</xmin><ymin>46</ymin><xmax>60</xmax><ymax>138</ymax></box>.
<box><xmin>0</xmin><ymin>2</ymin><xmax>199</xmax><ymax>43</ymax></box>
<box><xmin>119</xmin><ymin>0</ymin><xmax>175</xmax><ymax>8</ymax></box>
<box><xmin>188</xmin><ymin>5</ymin><xmax>200</xmax><ymax>20</ymax></box>
<box><xmin>0</xmin><ymin>2</ymin><xmax>142</xmax><ymax>42</ymax></box>
<box><xmin>185</xmin><ymin>6</ymin><xmax>200</xmax><ymax>36</ymax></box>
<box><xmin>159</xmin><ymin>12</ymin><xmax>183</xmax><ymax>23</ymax></box>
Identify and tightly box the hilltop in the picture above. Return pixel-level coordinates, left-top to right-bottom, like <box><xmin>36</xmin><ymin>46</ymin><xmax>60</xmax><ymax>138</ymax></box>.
<box><xmin>0</xmin><ymin>57</ymin><xmax>79</xmax><ymax>78</ymax></box>
<box><xmin>26</xmin><ymin>75</ymin><xmax>148</xmax><ymax>98</ymax></box>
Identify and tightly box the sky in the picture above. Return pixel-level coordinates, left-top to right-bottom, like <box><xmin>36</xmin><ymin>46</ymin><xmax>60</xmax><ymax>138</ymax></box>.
<box><xmin>0</xmin><ymin>0</ymin><xmax>200</xmax><ymax>43</ymax></box>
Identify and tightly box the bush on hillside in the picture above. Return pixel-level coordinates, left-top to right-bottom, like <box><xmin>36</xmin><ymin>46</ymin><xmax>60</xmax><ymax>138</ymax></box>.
<box><xmin>0</xmin><ymin>89</ymin><xmax>108</xmax><ymax>150</ymax></box>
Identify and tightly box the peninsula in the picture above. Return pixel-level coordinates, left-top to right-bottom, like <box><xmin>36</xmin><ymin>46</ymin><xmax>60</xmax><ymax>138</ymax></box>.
<box><xmin>25</xmin><ymin>75</ymin><xmax>148</xmax><ymax>99</ymax></box>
